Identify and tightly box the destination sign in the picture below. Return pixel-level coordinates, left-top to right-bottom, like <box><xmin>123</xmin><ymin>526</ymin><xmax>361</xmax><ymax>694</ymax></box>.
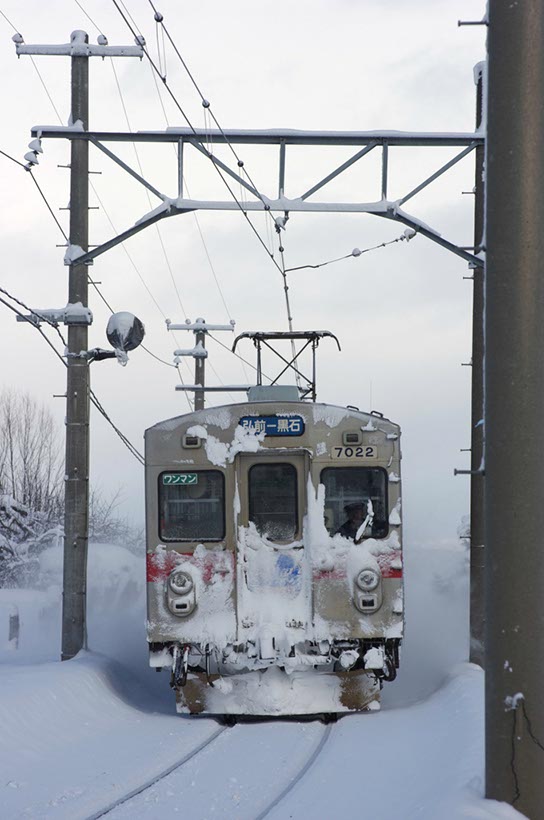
<box><xmin>239</xmin><ymin>415</ymin><xmax>305</xmax><ymax>436</ymax></box>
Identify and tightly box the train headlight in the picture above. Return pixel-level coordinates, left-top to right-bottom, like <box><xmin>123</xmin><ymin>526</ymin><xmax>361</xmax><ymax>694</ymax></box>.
<box><xmin>167</xmin><ymin>569</ymin><xmax>197</xmax><ymax>617</ymax></box>
<box><xmin>169</xmin><ymin>570</ymin><xmax>194</xmax><ymax>595</ymax></box>
<box><xmin>356</xmin><ymin>569</ymin><xmax>380</xmax><ymax>592</ymax></box>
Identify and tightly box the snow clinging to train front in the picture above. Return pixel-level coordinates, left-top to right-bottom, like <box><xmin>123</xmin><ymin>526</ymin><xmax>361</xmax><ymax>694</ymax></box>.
<box><xmin>186</xmin><ymin>423</ymin><xmax>264</xmax><ymax>466</ymax></box>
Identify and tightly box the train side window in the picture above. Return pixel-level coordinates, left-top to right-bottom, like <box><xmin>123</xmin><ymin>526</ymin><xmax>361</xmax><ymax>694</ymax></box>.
<box><xmin>159</xmin><ymin>471</ymin><xmax>225</xmax><ymax>541</ymax></box>
<box><xmin>248</xmin><ymin>463</ymin><xmax>298</xmax><ymax>541</ymax></box>
<box><xmin>320</xmin><ymin>467</ymin><xmax>388</xmax><ymax>539</ymax></box>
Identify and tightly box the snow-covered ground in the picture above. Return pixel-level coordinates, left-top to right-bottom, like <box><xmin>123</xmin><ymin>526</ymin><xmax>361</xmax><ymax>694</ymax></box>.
<box><xmin>0</xmin><ymin>541</ymin><xmax>524</xmax><ymax>819</ymax></box>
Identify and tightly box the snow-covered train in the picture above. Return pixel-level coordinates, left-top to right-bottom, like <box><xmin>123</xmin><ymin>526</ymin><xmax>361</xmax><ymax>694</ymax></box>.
<box><xmin>145</xmin><ymin>340</ymin><xmax>403</xmax><ymax>718</ymax></box>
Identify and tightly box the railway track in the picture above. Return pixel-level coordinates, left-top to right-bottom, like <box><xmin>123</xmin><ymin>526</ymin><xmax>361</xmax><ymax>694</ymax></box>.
<box><xmin>254</xmin><ymin>723</ymin><xmax>333</xmax><ymax>819</ymax></box>
<box><xmin>87</xmin><ymin>725</ymin><xmax>227</xmax><ymax>819</ymax></box>
<box><xmin>87</xmin><ymin>720</ymin><xmax>334</xmax><ymax>820</ymax></box>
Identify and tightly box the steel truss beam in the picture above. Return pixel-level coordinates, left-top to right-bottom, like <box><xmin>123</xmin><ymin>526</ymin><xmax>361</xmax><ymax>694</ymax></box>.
<box><xmin>35</xmin><ymin>126</ymin><xmax>484</xmax><ymax>268</ymax></box>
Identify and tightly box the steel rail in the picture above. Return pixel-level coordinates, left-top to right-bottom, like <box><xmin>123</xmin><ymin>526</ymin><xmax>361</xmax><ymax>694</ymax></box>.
<box><xmin>87</xmin><ymin>725</ymin><xmax>227</xmax><ymax>819</ymax></box>
<box><xmin>254</xmin><ymin>723</ymin><xmax>334</xmax><ymax>820</ymax></box>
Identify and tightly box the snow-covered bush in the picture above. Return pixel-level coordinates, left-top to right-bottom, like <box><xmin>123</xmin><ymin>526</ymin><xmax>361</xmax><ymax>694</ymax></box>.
<box><xmin>0</xmin><ymin>392</ymin><xmax>64</xmax><ymax>587</ymax></box>
<box><xmin>0</xmin><ymin>391</ymin><xmax>143</xmax><ymax>587</ymax></box>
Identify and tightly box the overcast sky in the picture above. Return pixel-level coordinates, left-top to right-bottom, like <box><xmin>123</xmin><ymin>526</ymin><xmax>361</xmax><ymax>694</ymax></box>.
<box><xmin>0</xmin><ymin>0</ymin><xmax>486</xmax><ymax>546</ymax></box>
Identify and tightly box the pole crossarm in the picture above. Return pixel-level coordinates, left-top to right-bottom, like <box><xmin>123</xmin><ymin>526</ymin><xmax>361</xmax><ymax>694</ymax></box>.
<box><xmin>32</xmin><ymin>126</ymin><xmax>485</xmax><ymax>268</ymax></box>
<box><xmin>16</xmin><ymin>42</ymin><xmax>143</xmax><ymax>58</ymax></box>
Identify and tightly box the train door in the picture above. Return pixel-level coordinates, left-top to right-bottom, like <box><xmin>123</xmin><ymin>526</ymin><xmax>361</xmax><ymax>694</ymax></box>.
<box><xmin>234</xmin><ymin>451</ymin><xmax>311</xmax><ymax>652</ymax></box>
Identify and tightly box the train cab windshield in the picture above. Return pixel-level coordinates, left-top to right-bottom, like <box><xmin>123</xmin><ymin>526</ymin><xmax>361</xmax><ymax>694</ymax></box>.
<box><xmin>248</xmin><ymin>462</ymin><xmax>298</xmax><ymax>541</ymax></box>
<box><xmin>321</xmin><ymin>467</ymin><xmax>388</xmax><ymax>539</ymax></box>
<box><xmin>159</xmin><ymin>470</ymin><xmax>225</xmax><ymax>541</ymax></box>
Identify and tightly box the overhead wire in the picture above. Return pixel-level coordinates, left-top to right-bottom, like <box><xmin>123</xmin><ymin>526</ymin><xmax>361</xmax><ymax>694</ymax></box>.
<box><xmin>0</xmin><ymin>284</ymin><xmax>67</xmax><ymax>347</ymax></box>
<box><xmin>88</xmin><ymin>163</ymin><xmax>194</xmax><ymax>408</ymax></box>
<box><xmin>275</xmin><ymin>228</ymin><xmax>302</xmax><ymax>389</ymax></box>
<box><xmin>146</xmin><ymin>0</ymin><xmax>278</xmax><ymax>221</ymax></box>
<box><xmin>0</xmin><ymin>290</ymin><xmax>144</xmax><ymax>463</ymax></box>
<box><xmin>1</xmin><ymin>11</ymin><xmax>65</xmax><ymax>122</ymax></box>
<box><xmin>0</xmin><ymin>12</ymin><xmax>183</xmax><ymax>368</ymax></box>
<box><xmin>137</xmin><ymin>1</ymin><xmax>312</xmax><ymax>389</ymax></box>
<box><xmin>29</xmin><ymin>171</ymin><xmax>70</xmax><ymax>241</ymax></box>
<box><xmin>0</xmin><ymin>141</ymin><xmax>191</xmax><ymax>403</ymax></box>
<box><xmin>0</xmin><ymin>294</ymin><xmax>68</xmax><ymax>368</ymax></box>
<box><xmin>147</xmin><ymin>61</ymin><xmax>235</xmax><ymax>318</ymax></box>
<box><xmin>86</xmin><ymin>275</ymin><xmax>177</xmax><ymax>370</ymax></box>
<box><xmin>117</xmin><ymin>0</ymin><xmax>142</xmax><ymax>34</ymax></box>
<box><xmin>73</xmin><ymin>0</ymin><xmax>105</xmax><ymax>36</ymax></box>
<box><xmin>0</xmin><ymin>8</ymin><xmax>17</xmax><ymax>30</ymax></box>
<box><xmin>98</xmin><ymin>1</ymin><xmax>293</xmax><ymax>401</ymax></box>
<box><xmin>117</xmin><ymin>2</ymin><xmax>286</xmax><ymax>386</ymax></box>
<box><xmin>108</xmin><ymin>57</ymin><xmax>189</xmax><ymax>319</ymax></box>
<box><xmin>208</xmin><ymin>332</ymin><xmax>273</xmax><ymax>383</ymax></box>
<box><xmin>284</xmin><ymin>231</ymin><xmax>417</xmax><ymax>273</ymax></box>
<box><xmin>0</xmin><ymin>147</ymin><xmax>26</xmax><ymax>167</ymax></box>
<box><xmin>142</xmin><ymin>0</ymin><xmax>308</xmax><ymax>371</ymax></box>
<box><xmin>43</xmin><ymin>4</ymin><xmax>196</xmax><ymax>404</ymax></box>
<box><xmin>110</xmin><ymin>0</ymin><xmax>287</xmax><ymax>283</ymax></box>
<box><xmin>102</xmin><ymin>73</ymin><xmax>193</xmax><ymax>407</ymax></box>
<box><xmin>28</xmin><ymin>56</ymin><xmax>64</xmax><ymax>123</ymax></box>
<box><xmin>16</xmin><ymin>2</ymin><xmax>416</xmax><ymax>407</ymax></box>
<box><xmin>66</xmin><ymin>1</ymin><xmax>195</xmax><ymax>406</ymax></box>
<box><xmin>206</xmin><ymin>359</ymin><xmax>237</xmax><ymax>404</ymax></box>
<box><xmin>142</xmin><ymin>54</ymin><xmax>248</xmax><ymax>391</ymax></box>
<box><xmin>0</xmin><ymin>149</ymin><xmax>68</xmax><ymax>240</ymax></box>
<box><xmin>146</xmin><ymin>62</ymin><xmax>247</xmax><ymax>385</ymax></box>
<box><xmin>88</xmin><ymin>390</ymin><xmax>144</xmax><ymax>464</ymax></box>
<box><xmin>0</xmin><ymin>19</ymin><xmax>188</xmax><ymax>438</ymax></box>
<box><xmin>142</xmin><ymin>4</ymin><xmax>423</xmax><ymax>391</ymax></box>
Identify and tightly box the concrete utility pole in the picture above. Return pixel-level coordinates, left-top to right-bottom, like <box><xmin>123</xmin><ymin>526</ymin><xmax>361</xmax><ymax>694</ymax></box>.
<box><xmin>194</xmin><ymin>323</ymin><xmax>206</xmax><ymax>411</ymax></box>
<box><xmin>168</xmin><ymin>319</ymin><xmax>248</xmax><ymax>408</ymax></box>
<box><xmin>486</xmin><ymin>1</ymin><xmax>544</xmax><ymax>814</ymax></box>
<box><xmin>63</xmin><ymin>36</ymin><xmax>90</xmax><ymax>660</ymax></box>
<box><xmin>469</xmin><ymin>65</ymin><xmax>486</xmax><ymax>668</ymax></box>
<box><xmin>16</xmin><ymin>31</ymin><xmax>143</xmax><ymax>661</ymax></box>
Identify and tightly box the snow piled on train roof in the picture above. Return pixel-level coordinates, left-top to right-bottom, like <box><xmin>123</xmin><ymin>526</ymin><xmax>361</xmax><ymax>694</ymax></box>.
<box><xmin>312</xmin><ymin>404</ymin><xmax>350</xmax><ymax>427</ymax></box>
<box><xmin>148</xmin><ymin>407</ymin><xmax>235</xmax><ymax>436</ymax></box>
<box><xmin>200</xmin><ymin>408</ymin><xmax>233</xmax><ymax>429</ymax></box>
<box><xmin>311</xmin><ymin>403</ymin><xmax>398</xmax><ymax>431</ymax></box>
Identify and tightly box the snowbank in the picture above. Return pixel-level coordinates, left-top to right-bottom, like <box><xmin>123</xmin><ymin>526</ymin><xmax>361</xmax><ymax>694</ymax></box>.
<box><xmin>0</xmin><ymin>540</ymin><xmax>526</xmax><ymax>819</ymax></box>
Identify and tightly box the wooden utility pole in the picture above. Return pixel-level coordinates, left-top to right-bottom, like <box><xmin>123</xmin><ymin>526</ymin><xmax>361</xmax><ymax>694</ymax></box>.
<box><xmin>486</xmin><ymin>1</ymin><xmax>544</xmax><ymax>813</ymax></box>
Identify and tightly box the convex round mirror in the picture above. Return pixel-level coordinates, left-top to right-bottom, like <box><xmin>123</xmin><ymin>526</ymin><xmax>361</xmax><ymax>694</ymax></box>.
<box><xmin>106</xmin><ymin>312</ymin><xmax>145</xmax><ymax>352</ymax></box>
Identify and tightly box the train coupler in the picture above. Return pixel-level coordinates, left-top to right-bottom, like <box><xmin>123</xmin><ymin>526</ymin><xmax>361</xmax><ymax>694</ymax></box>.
<box><xmin>170</xmin><ymin>643</ymin><xmax>190</xmax><ymax>688</ymax></box>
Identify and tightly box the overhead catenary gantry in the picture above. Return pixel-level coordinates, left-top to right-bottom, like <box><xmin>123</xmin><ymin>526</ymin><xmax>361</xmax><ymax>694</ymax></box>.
<box><xmin>31</xmin><ymin>125</ymin><xmax>484</xmax><ymax>270</ymax></box>
<box><xmin>18</xmin><ymin>34</ymin><xmax>486</xmax><ymax>691</ymax></box>
<box><xmin>20</xmin><ymin>16</ymin><xmax>544</xmax><ymax>817</ymax></box>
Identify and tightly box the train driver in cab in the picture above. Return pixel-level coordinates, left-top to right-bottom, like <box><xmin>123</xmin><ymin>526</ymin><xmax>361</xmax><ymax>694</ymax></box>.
<box><xmin>337</xmin><ymin>501</ymin><xmax>371</xmax><ymax>541</ymax></box>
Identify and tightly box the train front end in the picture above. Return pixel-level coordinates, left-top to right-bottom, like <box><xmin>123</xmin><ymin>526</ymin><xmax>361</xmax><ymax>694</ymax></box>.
<box><xmin>145</xmin><ymin>395</ymin><xmax>402</xmax><ymax>717</ymax></box>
